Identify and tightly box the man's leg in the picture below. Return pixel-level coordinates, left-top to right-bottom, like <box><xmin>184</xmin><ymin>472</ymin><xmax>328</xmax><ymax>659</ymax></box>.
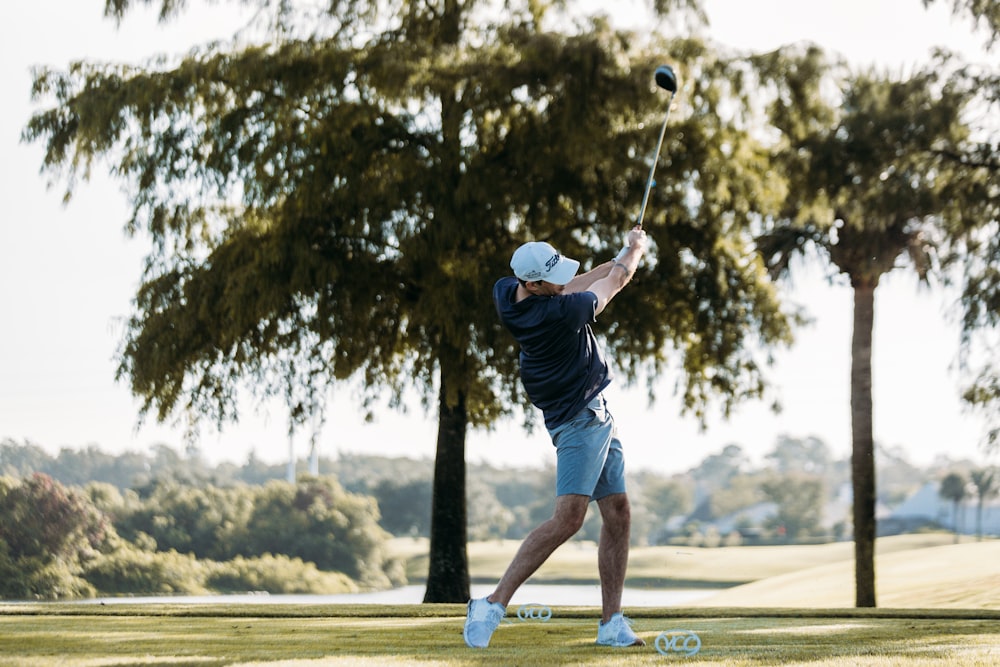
<box><xmin>467</xmin><ymin>394</ymin><xmax>609</xmax><ymax>648</ymax></box>
<box><xmin>593</xmin><ymin>491</ymin><xmax>644</xmax><ymax>647</ymax></box>
<box><xmin>488</xmin><ymin>493</ymin><xmax>589</xmax><ymax>606</ymax></box>
<box><xmin>464</xmin><ymin>494</ymin><xmax>588</xmax><ymax>648</ymax></box>
<box><xmin>595</xmin><ymin>492</ymin><xmax>631</xmax><ymax>623</ymax></box>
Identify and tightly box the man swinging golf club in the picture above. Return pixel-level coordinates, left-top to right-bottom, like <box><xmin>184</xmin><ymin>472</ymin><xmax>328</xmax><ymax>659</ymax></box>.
<box><xmin>464</xmin><ymin>223</ymin><xmax>648</xmax><ymax>649</ymax></box>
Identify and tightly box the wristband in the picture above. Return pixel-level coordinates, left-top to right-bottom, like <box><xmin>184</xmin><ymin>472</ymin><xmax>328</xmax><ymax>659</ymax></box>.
<box><xmin>614</xmin><ymin>245</ymin><xmax>629</xmax><ymax>262</ymax></box>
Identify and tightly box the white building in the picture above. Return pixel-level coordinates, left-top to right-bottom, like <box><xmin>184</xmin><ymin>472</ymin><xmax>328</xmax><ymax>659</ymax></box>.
<box><xmin>890</xmin><ymin>481</ymin><xmax>1000</xmax><ymax>536</ymax></box>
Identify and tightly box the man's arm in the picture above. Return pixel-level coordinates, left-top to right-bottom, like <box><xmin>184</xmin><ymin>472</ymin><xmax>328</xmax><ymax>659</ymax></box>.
<box><xmin>582</xmin><ymin>226</ymin><xmax>648</xmax><ymax>315</ymax></box>
<box><xmin>563</xmin><ymin>260</ymin><xmax>617</xmax><ymax>294</ymax></box>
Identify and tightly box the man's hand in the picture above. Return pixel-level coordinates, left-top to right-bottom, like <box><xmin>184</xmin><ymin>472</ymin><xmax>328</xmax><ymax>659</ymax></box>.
<box><xmin>614</xmin><ymin>225</ymin><xmax>648</xmax><ymax>262</ymax></box>
<box><xmin>625</xmin><ymin>225</ymin><xmax>648</xmax><ymax>253</ymax></box>
<box><xmin>588</xmin><ymin>226</ymin><xmax>649</xmax><ymax>315</ymax></box>
<box><xmin>615</xmin><ymin>225</ymin><xmax>647</xmax><ymax>276</ymax></box>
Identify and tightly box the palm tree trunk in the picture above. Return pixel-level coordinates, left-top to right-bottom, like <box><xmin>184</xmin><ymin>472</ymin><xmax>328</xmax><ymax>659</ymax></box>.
<box><xmin>423</xmin><ymin>365</ymin><xmax>471</xmax><ymax>603</ymax></box>
<box><xmin>851</xmin><ymin>280</ymin><xmax>877</xmax><ymax>607</ymax></box>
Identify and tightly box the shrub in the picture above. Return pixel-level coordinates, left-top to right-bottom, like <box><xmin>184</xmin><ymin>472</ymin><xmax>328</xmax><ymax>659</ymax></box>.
<box><xmin>83</xmin><ymin>545</ymin><xmax>208</xmax><ymax>595</ymax></box>
<box><xmin>205</xmin><ymin>554</ymin><xmax>358</xmax><ymax>594</ymax></box>
<box><xmin>0</xmin><ymin>474</ymin><xmax>110</xmax><ymax>600</ymax></box>
<box><xmin>0</xmin><ymin>546</ymin><xmax>95</xmax><ymax>600</ymax></box>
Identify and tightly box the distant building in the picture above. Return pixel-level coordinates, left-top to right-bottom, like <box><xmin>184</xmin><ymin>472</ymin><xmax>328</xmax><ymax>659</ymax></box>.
<box><xmin>889</xmin><ymin>481</ymin><xmax>1000</xmax><ymax>536</ymax></box>
<box><xmin>711</xmin><ymin>501</ymin><xmax>778</xmax><ymax>536</ymax></box>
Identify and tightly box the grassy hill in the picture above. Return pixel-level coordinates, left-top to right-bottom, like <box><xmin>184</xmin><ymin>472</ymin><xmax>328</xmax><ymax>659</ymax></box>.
<box><xmin>394</xmin><ymin>533</ymin><xmax>1000</xmax><ymax>609</ymax></box>
<box><xmin>691</xmin><ymin>540</ymin><xmax>1000</xmax><ymax>609</ymax></box>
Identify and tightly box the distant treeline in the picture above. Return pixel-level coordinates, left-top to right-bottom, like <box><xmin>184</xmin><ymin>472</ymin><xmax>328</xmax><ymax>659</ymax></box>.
<box><xmin>2</xmin><ymin>435</ymin><xmax>970</xmax><ymax>544</ymax></box>
<box><xmin>1</xmin><ymin>435</ymin><xmax>979</xmax><ymax>600</ymax></box>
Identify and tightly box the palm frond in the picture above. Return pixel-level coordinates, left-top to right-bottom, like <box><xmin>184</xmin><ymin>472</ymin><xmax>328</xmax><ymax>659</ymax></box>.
<box><xmin>755</xmin><ymin>224</ymin><xmax>826</xmax><ymax>280</ymax></box>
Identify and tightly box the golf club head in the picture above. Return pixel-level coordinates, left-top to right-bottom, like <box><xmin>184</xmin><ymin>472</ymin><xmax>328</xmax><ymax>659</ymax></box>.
<box><xmin>654</xmin><ymin>65</ymin><xmax>677</xmax><ymax>93</ymax></box>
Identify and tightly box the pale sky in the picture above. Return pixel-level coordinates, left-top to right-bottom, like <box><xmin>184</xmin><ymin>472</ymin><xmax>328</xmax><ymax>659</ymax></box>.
<box><xmin>0</xmin><ymin>0</ymin><xmax>994</xmax><ymax>475</ymax></box>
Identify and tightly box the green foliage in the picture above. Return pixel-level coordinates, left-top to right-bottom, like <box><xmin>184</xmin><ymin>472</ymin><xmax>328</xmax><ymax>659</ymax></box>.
<box><xmin>759</xmin><ymin>472</ymin><xmax>826</xmax><ymax>541</ymax></box>
<box><xmin>243</xmin><ymin>476</ymin><xmax>402</xmax><ymax>588</ymax></box>
<box><xmin>0</xmin><ymin>466</ymin><xmax>406</xmax><ymax>598</ymax></box>
<box><xmin>968</xmin><ymin>467</ymin><xmax>999</xmax><ymax>539</ymax></box>
<box><xmin>765</xmin><ymin>435</ymin><xmax>831</xmax><ymax>474</ymax></box>
<box><xmin>205</xmin><ymin>554</ymin><xmax>357</xmax><ymax>594</ymax></box>
<box><xmin>373</xmin><ymin>478</ymin><xmax>432</xmax><ymax>537</ymax></box>
<box><xmin>0</xmin><ymin>549</ymin><xmax>96</xmax><ymax>600</ymax></box>
<box><xmin>4</xmin><ymin>438</ymin><xmax>941</xmax><ymax>552</ymax></box>
<box><xmin>24</xmin><ymin>22</ymin><xmax>790</xmax><ymax>429</ymax></box>
<box><xmin>112</xmin><ymin>474</ymin><xmax>404</xmax><ymax>588</ymax></box>
<box><xmin>709</xmin><ymin>474</ymin><xmax>765</xmax><ymax>518</ymax></box>
<box><xmin>83</xmin><ymin>545</ymin><xmax>209</xmax><ymax>595</ymax></box>
<box><xmin>22</xmin><ymin>3</ymin><xmax>792</xmax><ymax>445</ymax></box>
<box><xmin>935</xmin><ymin>1</ymin><xmax>1000</xmax><ymax>450</ymax></box>
<box><xmin>465</xmin><ymin>474</ymin><xmax>519</xmax><ymax>541</ymax></box>
<box><xmin>939</xmin><ymin>471</ymin><xmax>969</xmax><ymax>505</ymax></box>
<box><xmin>0</xmin><ymin>438</ymin><xmax>169</xmax><ymax>490</ymax></box>
<box><xmin>0</xmin><ymin>474</ymin><xmax>111</xmax><ymax>599</ymax></box>
<box><xmin>691</xmin><ymin>443</ymin><xmax>748</xmax><ymax>486</ymax></box>
<box><xmin>758</xmin><ymin>49</ymin><xmax>979</xmax><ymax>287</ymax></box>
<box><xmin>83</xmin><ymin>481</ymin><xmax>124</xmax><ymax>508</ymax></box>
<box><xmin>927</xmin><ymin>0</ymin><xmax>1000</xmax><ymax>44</ymax></box>
<box><xmin>82</xmin><ymin>541</ymin><xmax>360</xmax><ymax>595</ymax></box>
<box><xmin>631</xmin><ymin>473</ymin><xmax>693</xmax><ymax>544</ymax></box>
<box><xmin>0</xmin><ymin>440</ymin><xmax>51</xmax><ymax>479</ymax></box>
<box><xmin>116</xmin><ymin>479</ymin><xmax>254</xmax><ymax>559</ymax></box>
<box><xmin>0</xmin><ymin>473</ymin><xmax>110</xmax><ymax>568</ymax></box>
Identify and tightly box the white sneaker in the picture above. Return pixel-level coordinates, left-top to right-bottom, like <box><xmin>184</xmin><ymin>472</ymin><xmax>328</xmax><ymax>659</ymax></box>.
<box><xmin>596</xmin><ymin>612</ymin><xmax>646</xmax><ymax>647</ymax></box>
<box><xmin>463</xmin><ymin>597</ymin><xmax>506</xmax><ymax>648</ymax></box>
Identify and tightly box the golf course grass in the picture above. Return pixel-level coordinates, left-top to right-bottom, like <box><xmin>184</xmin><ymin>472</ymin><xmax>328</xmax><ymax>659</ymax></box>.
<box><xmin>1</xmin><ymin>534</ymin><xmax>997</xmax><ymax>665</ymax></box>
<box><xmin>2</xmin><ymin>604</ymin><xmax>998</xmax><ymax>665</ymax></box>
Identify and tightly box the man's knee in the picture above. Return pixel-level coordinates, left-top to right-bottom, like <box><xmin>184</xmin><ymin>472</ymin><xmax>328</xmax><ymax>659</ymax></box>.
<box><xmin>553</xmin><ymin>495</ymin><xmax>589</xmax><ymax>535</ymax></box>
<box><xmin>598</xmin><ymin>493</ymin><xmax>631</xmax><ymax>524</ymax></box>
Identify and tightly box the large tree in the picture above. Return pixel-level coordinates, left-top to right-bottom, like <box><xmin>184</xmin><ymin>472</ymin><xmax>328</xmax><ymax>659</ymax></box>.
<box><xmin>755</xmin><ymin>48</ymin><xmax>979</xmax><ymax>606</ymax></box>
<box><xmin>25</xmin><ymin>0</ymin><xmax>790</xmax><ymax>601</ymax></box>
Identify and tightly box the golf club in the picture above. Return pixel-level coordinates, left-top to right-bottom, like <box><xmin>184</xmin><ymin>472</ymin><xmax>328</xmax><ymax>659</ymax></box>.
<box><xmin>636</xmin><ymin>64</ymin><xmax>678</xmax><ymax>228</ymax></box>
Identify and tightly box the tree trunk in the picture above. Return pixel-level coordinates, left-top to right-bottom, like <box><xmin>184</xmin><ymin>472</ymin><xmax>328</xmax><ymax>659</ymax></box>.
<box><xmin>422</xmin><ymin>0</ymin><xmax>470</xmax><ymax>604</ymax></box>
<box><xmin>422</xmin><ymin>371</ymin><xmax>470</xmax><ymax>603</ymax></box>
<box><xmin>851</xmin><ymin>281</ymin><xmax>877</xmax><ymax>607</ymax></box>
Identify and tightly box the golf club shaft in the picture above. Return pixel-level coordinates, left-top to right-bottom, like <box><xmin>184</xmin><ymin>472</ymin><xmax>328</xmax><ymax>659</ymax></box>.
<box><xmin>636</xmin><ymin>91</ymin><xmax>675</xmax><ymax>228</ymax></box>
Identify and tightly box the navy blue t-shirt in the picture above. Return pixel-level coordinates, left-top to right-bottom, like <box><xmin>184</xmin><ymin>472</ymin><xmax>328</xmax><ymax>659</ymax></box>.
<box><xmin>493</xmin><ymin>276</ymin><xmax>611</xmax><ymax>429</ymax></box>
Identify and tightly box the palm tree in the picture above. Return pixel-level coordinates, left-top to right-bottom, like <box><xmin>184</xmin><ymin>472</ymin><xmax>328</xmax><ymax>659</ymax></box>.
<box><xmin>968</xmin><ymin>468</ymin><xmax>998</xmax><ymax>541</ymax></box>
<box><xmin>938</xmin><ymin>472</ymin><xmax>968</xmax><ymax>542</ymax></box>
<box><xmin>754</xmin><ymin>49</ymin><xmax>975</xmax><ymax>606</ymax></box>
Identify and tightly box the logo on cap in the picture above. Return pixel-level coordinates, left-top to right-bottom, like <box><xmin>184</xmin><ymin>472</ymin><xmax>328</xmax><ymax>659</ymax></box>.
<box><xmin>510</xmin><ymin>241</ymin><xmax>580</xmax><ymax>285</ymax></box>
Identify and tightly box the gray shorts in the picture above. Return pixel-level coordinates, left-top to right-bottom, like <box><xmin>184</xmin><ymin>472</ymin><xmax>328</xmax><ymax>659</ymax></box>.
<box><xmin>547</xmin><ymin>394</ymin><xmax>627</xmax><ymax>501</ymax></box>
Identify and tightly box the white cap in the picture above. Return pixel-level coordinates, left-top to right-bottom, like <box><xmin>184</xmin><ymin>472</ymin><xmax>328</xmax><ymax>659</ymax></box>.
<box><xmin>510</xmin><ymin>241</ymin><xmax>580</xmax><ymax>285</ymax></box>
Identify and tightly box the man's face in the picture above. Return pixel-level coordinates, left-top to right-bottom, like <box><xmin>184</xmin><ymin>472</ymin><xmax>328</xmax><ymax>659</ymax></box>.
<box><xmin>527</xmin><ymin>280</ymin><xmax>565</xmax><ymax>296</ymax></box>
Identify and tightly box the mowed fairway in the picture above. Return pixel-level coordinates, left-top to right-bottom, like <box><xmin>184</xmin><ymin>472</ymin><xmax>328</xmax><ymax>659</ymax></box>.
<box><xmin>1</xmin><ymin>535</ymin><xmax>998</xmax><ymax>665</ymax></box>
<box><xmin>1</xmin><ymin>605</ymin><xmax>999</xmax><ymax>666</ymax></box>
